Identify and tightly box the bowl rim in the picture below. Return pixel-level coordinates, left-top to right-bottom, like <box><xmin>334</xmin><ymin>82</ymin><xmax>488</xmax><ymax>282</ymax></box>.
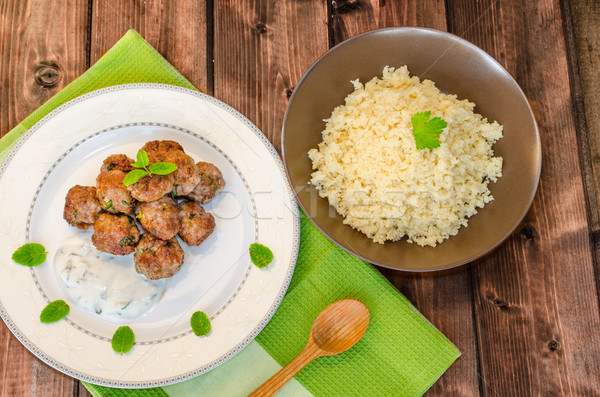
<box><xmin>281</xmin><ymin>26</ymin><xmax>542</xmax><ymax>272</ymax></box>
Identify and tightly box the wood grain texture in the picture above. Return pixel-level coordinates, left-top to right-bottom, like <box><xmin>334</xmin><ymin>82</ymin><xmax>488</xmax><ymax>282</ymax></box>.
<box><xmin>331</xmin><ymin>0</ymin><xmax>447</xmax><ymax>45</ymax></box>
<box><xmin>213</xmin><ymin>0</ymin><xmax>329</xmax><ymax>152</ymax></box>
<box><xmin>0</xmin><ymin>0</ymin><xmax>90</xmax><ymax>135</ymax></box>
<box><xmin>567</xmin><ymin>0</ymin><xmax>600</xmax><ymax>295</ymax></box>
<box><xmin>331</xmin><ymin>2</ymin><xmax>482</xmax><ymax>395</ymax></box>
<box><xmin>0</xmin><ymin>0</ymin><xmax>89</xmax><ymax>395</ymax></box>
<box><xmin>90</xmin><ymin>0</ymin><xmax>210</xmax><ymax>93</ymax></box>
<box><xmin>447</xmin><ymin>0</ymin><xmax>600</xmax><ymax>395</ymax></box>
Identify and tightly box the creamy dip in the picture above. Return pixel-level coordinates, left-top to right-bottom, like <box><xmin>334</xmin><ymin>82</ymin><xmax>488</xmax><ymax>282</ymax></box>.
<box><xmin>54</xmin><ymin>234</ymin><xmax>166</xmax><ymax>320</ymax></box>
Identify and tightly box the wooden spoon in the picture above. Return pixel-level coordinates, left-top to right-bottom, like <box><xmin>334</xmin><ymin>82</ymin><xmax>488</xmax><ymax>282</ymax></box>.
<box><xmin>249</xmin><ymin>299</ymin><xmax>370</xmax><ymax>397</ymax></box>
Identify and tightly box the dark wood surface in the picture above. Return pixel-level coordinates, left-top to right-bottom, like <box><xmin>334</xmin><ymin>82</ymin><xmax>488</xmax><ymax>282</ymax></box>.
<box><xmin>1</xmin><ymin>0</ymin><xmax>599</xmax><ymax>395</ymax></box>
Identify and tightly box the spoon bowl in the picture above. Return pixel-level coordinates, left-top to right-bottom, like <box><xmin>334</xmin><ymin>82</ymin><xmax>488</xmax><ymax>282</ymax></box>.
<box><xmin>311</xmin><ymin>299</ymin><xmax>370</xmax><ymax>354</ymax></box>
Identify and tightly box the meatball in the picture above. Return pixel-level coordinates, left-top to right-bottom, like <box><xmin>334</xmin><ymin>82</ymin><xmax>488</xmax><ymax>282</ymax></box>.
<box><xmin>96</xmin><ymin>170</ymin><xmax>135</xmax><ymax>214</ymax></box>
<box><xmin>178</xmin><ymin>201</ymin><xmax>215</xmax><ymax>246</ymax></box>
<box><xmin>188</xmin><ymin>162</ymin><xmax>226</xmax><ymax>204</ymax></box>
<box><xmin>100</xmin><ymin>154</ymin><xmax>134</xmax><ymax>173</ymax></box>
<box><xmin>141</xmin><ymin>140</ymin><xmax>185</xmax><ymax>163</ymax></box>
<box><xmin>127</xmin><ymin>173</ymin><xmax>174</xmax><ymax>202</ymax></box>
<box><xmin>63</xmin><ymin>185</ymin><xmax>103</xmax><ymax>229</ymax></box>
<box><xmin>135</xmin><ymin>196</ymin><xmax>180</xmax><ymax>240</ymax></box>
<box><xmin>91</xmin><ymin>213</ymin><xmax>140</xmax><ymax>255</ymax></box>
<box><xmin>134</xmin><ymin>234</ymin><xmax>184</xmax><ymax>280</ymax></box>
<box><xmin>163</xmin><ymin>150</ymin><xmax>201</xmax><ymax>197</ymax></box>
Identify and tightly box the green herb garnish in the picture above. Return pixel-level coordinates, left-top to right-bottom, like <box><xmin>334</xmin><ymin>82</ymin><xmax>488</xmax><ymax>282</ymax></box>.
<box><xmin>123</xmin><ymin>150</ymin><xmax>178</xmax><ymax>186</ymax></box>
<box><xmin>119</xmin><ymin>236</ymin><xmax>134</xmax><ymax>247</ymax></box>
<box><xmin>411</xmin><ymin>111</ymin><xmax>447</xmax><ymax>150</ymax></box>
<box><xmin>111</xmin><ymin>326</ymin><xmax>135</xmax><ymax>355</ymax></box>
<box><xmin>12</xmin><ymin>243</ymin><xmax>47</xmax><ymax>267</ymax></box>
<box><xmin>148</xmin><ymin>162</ymin><xmax>178</xmax><ymax>175</ymax></box>
<box><xmin>130</xmin><ymin>150</ymin><xmax>149</xmax><ymax>168</ymax></box>
<box><xmin>105</xmin><ymin>199</ymin><xmax>113</xmax><ymax>209</ymax></box>
<box><xmin>40</xmin><ymin>300</ymin><xmax>70</xmax><ymax>323</ymax></box>
<box><xmin>191</xmin><ymin>311</ymin><xmax>211</xmax><ymax>336</ymax></box>
<box><xmin>249</xmin><ymin>243</ymin><xmax>273</xmax><ymax>269</ymax></box>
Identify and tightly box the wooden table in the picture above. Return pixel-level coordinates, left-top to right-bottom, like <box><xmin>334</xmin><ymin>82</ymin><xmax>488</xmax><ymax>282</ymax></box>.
<box><xmin>2</xmin><ymin>1</ymin><xmax>599</xmax><ymax>395</ymax></box>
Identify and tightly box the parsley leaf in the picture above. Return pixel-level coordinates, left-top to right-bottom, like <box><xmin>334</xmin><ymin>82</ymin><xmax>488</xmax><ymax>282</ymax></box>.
<box><xmin>111</xmin><ymin>326</ymin><xmax>135</xmax><ymax>355</ymax></box>
<box><xmin>40</xmin><ymin>300</ymin><xmax>70</xmax><ymax>323</ymax></box>
<box><xmin>190</xmin><ymin>311</ymin><xmax>211</xmax><ymax>336</ymax></box>
<box><xmin>12</xmin><ymin>243</ymin><xmax>47</xmax><ymax>267</ymax></box>
<box><xmin>249</xmin><ymin>243</ymin><xmax>274</xmax><ymax>269</ymax></box>
<box><xmin>411</xmin><ymin>111</ymin><xmax>447</xmax><ymax>150</ymax></box>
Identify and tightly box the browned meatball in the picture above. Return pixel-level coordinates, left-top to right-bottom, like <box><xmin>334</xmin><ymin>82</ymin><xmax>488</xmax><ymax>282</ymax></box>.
<box><xmin>127</xmin><ymin>173</ymin><xmax>174</xmax><ymax>202</ymax></box>
<box><xmin>163</xmin><ymin>150</ymin><xmax>201</xmax><ymax>196</ymax></box>
<box><xmin>135</xmin><ymin>196</ymin><xmax>180</xmax><ymax>240</ymax></box>
<box><xmin>178</xmin><ymin>201</ymin><xmax>215</xmax><ymax>246</ymax></box>
<box><xmin>91</xmin><ymin>213</ymin><xmax>140</xmax><ymax>255</ymax></box>
<box><xmin>188</xmin><ymin>162</ymin><xmax>226</xmax><ymax>204</ymax></box>
<box><xmin>63</xmin><ymin>185</ymin><xmax>103</xmax><ymax>229</ymax></box>
<box><xmin>100</xmin><ymin>154</ymin><xmax>134</xmax><ymax>173</ymax></box>
<box><xmin>134</xmin><ymin>234</ymin><xmax>184</xmax><ymax>280</ymax></box>
<box><xmin>96</xmin><ymin>170</ymin><xmax>134</xmax><ymax>214</ymax></box>
<box><xmin>141</xmin><ymin>140</ymin><xmax>185</xmax><ymax>163</ymax></box>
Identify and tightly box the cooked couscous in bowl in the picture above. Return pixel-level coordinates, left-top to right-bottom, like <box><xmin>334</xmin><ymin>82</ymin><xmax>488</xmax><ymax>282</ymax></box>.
<box><xmin>308</xmin><ymin>66</ymin><xmax>503</xmax><ymax>247</ymax></box>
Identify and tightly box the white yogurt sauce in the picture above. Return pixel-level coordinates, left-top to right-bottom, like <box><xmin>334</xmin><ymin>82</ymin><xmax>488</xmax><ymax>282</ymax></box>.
<box><xmin>54</xmin><ymin>234</ymin><xmax>166</xmax><ymax>320</ymax></box>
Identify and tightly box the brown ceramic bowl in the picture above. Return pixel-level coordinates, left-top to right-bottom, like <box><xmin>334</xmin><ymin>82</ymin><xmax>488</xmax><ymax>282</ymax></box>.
<box><xmin>282</xmin><ymin>27</ymin><xmax>541</xmax><ymax>272</ymax></box>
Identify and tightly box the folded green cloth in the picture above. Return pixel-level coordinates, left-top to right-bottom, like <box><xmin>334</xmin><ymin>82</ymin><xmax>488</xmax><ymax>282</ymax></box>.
<box><xmin>1</xmin><ymin>30</ymin><xmax>460</xmax><ymax>396</ymax></box>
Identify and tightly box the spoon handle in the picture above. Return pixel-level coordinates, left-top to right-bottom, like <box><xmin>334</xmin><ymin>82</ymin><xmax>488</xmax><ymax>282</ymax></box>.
<box><xmin>248</xmin><ymin>342</ymin><xmax>322</xmax><ymax>397</ymax></box>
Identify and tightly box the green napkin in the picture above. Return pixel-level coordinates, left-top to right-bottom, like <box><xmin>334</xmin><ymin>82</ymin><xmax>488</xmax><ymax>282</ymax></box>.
<box><xmin>1</xmin><ymin>30</ymin><xmax>460</xmax><ymax>396</ymax></box>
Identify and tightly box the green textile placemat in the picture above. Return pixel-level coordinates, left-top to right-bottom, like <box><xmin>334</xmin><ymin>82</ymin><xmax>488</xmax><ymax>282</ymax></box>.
<box><xmin>1</xmin><ymin>30</ymin><xmax>460</xmax><ymax>396</ymax></box>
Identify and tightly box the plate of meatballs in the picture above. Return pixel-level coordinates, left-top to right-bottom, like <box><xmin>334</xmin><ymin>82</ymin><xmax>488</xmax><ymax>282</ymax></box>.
<box><xmin>0</xmin><ymin>84</ymin><xmax>299</xmax><ymax>387</ymax></box>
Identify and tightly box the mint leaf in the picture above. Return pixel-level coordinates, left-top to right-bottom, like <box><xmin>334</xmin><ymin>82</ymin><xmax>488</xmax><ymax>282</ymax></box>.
<box><xmin>411</xmin><ymin>111</ymin><xmax>447</xmax><ymax>150</ymax></box>
<box><xmin>12</xmin><ymin>243</ymin><xmax>47</xmax><ymax>267</ymax></box>
<box><xmin>134</xmin><ymin>150</ymin><xmax>150</xmax><ymax>168</ymax></box>
<box><xmin>40</xmin><ymin>300</ymin><xmax>70</xmax><ymax>323</ymax></box>
<box><xmin>111</xmin><ymin>326</ymin><xmax>135</xmax><ymax>355</ymax></box>
<box><xmin>191</xmin><ymin>311</ymin><xmax>211</xmax><ymax>336</ymax></box>
<box><xmin>148</xmin><ymin>162</ymin><xmax>178</xmax><ymax>175</ymax></box>
<box><xmin>249</xmin><ymin>243</ymin><xmax>273</xmax><ymax>269</ymax></box>
<box><xmin>123</xmin><ymin>169</ymin><xmax>149</xmax><ymax>186</ymax></box>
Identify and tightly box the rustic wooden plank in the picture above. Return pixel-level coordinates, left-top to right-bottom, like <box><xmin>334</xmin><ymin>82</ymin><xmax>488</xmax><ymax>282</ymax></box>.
<box><xmin>447</xmin><ymin>0</ymin><xmax>600</xmax><ymax>395</ymax></box>
<box><xmin>0</xmin><ymin>0</ymin><xmax>90</xmax><ymax>395</ymax></box>
<box><xmin>330</xmin><ymin>2</ymin><xmax>482</xmax><ymax>395</ymax></box>
<box><xmin>566</xmin><ymin>0</ymin><xmax>600</xmax><ymax>292</ymax></box>
<box><xmin>90</xmin><ymin>0</ymin><xmax>210</xmax><ymax>93</ymax></box>
<box><xmin>213</xmin><ymin>0</ymin><xmax>329</xmax><ymax>152</ymax></box>
<box><xmin>331</xmin><ymin>0</ymin><xmax>447</xmax><ymax>45</ymax></box>
<box><xmin>0</xmin><ymin>0</ymin><xmax>90</xmax><ymax>135</ymax></box>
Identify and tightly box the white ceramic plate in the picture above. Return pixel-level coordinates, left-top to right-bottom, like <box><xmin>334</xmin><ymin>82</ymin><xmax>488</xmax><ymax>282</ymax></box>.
<box><xmin>0</xmin><ymin>84</ymin><xmax>299</xmax><ymax>388</ymax></box>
